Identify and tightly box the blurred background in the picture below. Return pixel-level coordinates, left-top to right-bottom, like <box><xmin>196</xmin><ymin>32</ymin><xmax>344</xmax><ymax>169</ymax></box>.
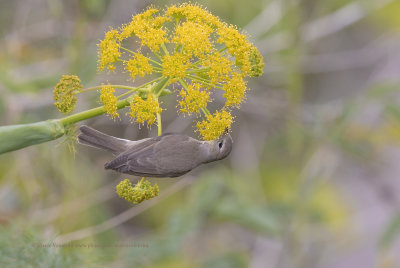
<box><xmin>1</xmin><ymin>0</ymin><xmax>400</xmax><ymax>267</ymax></box>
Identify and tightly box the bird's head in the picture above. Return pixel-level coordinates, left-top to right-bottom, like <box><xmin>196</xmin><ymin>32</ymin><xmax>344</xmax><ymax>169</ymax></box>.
<box><xmin>213</xmin><ymin>128</ymin><xmax>233</xmax><ymax>161</ymax></box>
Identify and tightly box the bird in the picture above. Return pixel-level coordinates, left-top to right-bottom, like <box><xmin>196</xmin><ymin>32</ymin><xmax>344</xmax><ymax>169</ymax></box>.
<box><xmin>77</xmin><ymin>125</ymin><xmax>233</xmax><ymax>178</ymax></box>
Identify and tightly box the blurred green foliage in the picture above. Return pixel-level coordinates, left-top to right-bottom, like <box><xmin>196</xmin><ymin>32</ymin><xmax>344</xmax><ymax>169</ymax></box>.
<box><xmin>1</xmin><ymin>0</ymin><xmax>400</xmax><ymax>267</ymax></box>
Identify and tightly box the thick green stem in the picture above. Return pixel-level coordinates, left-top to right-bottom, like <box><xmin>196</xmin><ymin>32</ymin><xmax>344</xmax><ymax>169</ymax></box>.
<box><xmin>60</xmin><ymin>98</ymin><xmax>131</xmax><ymax>126</ymax></box>
<box><xmin>0</xmin><ymin>120</ymin><xmax>65</xmax><ymax>154</ymax></box>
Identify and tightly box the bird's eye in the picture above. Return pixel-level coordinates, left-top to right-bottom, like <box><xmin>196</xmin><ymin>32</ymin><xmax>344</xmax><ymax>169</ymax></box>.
<box><xmin>218</xmin><ymin>141</ymin><xmax>223</xmax><ymax>149</ymax></box>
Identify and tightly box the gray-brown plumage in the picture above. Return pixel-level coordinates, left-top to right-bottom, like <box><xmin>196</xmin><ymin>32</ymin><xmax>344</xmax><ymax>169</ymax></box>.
<box><xmin>77</xmin><ymin>125</ymin><xmax>233</xmax><ymax>177</ymax></box>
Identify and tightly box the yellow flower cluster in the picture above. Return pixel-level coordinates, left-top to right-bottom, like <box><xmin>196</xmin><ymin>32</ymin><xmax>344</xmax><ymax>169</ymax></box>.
<box><xmin>128</xmin><ymin>94</ymin><xmax>162</xmax><ymax>126</ymax></box>
<box><xmin>121</xmin><ymin>8</ymin><xmax>169</xmax><ymax>51</ymax></box>
<box><xmin>178</xmin><ymin>83</ymin><xmax>210</xmax><ymax>114</ymax></box>
<box><xmin>217</xmin><ymin>25</ymin><xmax>252</xmax><ymax>74</ymax></box>
<box><xmin>165</xmin><ymin>3</ymin><xmax>222</xmax><ymax>27</ymax></box>
<box><xmin>98</xmin><ymin>29</ymin><xmax>121</xmax><ymax>72</ymax></box>
<box><xmin>205</xmin><ymin>52</ymin><xmax>232</xmax><ymax>85</ymax></box>
<box><xmin>196</xmin><ymin>110</ymin><xmax>233</xmax><ymax>140</ymax></box>
<box><xmin>173</xmin><ymin>21</ymin><xmax>213</xmax><ymax>58</ymax></box>
<box><xmin>116</xmin><ymin>178</ymin><xmax>159</xmax><ymax>204</ymax></box>
<box><xmin>125</xmin><ymin>53</ymin><xmax>153</xmax><ymax>81</ymax></box>
<box><xmin>162</xmin><ymin>52</ymin><xmax>189</xmax><ymax>82</ymax></box>
<box><xmin>53</xmin><ymin>75</ymin><xmax>82</xmax><ymax>114</ymax></box>
<box><xmin>100</xmin><ymin>84</ymin><xmax>119</xmax><ymax>119</ymax></box>
<box><xmin>223</xmin><ymin>74</ymin><xmax>247</xmax><ymax>107</ymax></box>
<box><xmin>249</xmin><ymin>45</ymin><xmax>265</xmax><ymax>77</ymax></box>
<box><xmin>95</xmin><ymin>3</ymin><xmax>264</xmax><ymax>140</ymax></box>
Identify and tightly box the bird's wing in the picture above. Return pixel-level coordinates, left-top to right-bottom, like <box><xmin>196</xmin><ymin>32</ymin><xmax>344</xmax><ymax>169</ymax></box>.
<box><xmin>104</xmin><ymin>134</ymin><xmax>193</xmax><ymax>177</ymax></box>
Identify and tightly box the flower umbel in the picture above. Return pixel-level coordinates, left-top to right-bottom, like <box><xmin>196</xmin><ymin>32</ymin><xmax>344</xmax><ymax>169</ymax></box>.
<box><xmin>53</xmin><ymin>75</ymin><xmax>82</xmax><ymax>114</ymax></box>
<box><xmin>116</xmin><ymin>178</ymin><xmax>159</xmax><ymax>204</ymax></box>
<box><xmin>100</xmin><ymin>84</ymin><xmax>119</xmax><ymax>119</ymax></box>
<box><xmin>95</xmin><ymin>3</ymin><xmax>264</xmax><ymax>140</ymax></box>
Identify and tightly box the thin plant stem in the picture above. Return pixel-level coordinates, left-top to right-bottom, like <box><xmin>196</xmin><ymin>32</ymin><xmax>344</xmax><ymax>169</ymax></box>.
<box><xmin>161</xmin><ymin>43</ymin><xmax>170</xmax><ymax>56</ymax></box>
<box><xmin>80</xmin><ymin>85</ymin><xmax>145</xmax><ymax>93</ymax></box>
<box><xmin>148</xmin><ymin>58</ymin><xmax>163</xmax><ymax>67</ymax></box>
<box><xmin>121</xmin><ymin>46</ymin><xmax>136</xmax><ymax>55</ymax></box>
<box><xmin>117</xmin><ymin>76</ymin><xmax>164</xmax><ymax>99</ymax></box>
<box><xmin>156</xmin><ymin>111</ymin><xmax>162</xmax><ymax>136</ymax></box>
<box><xmin>60</xmin><ymin>99</ymin><xmax>131</xmax><ymax>126</ymax></box>
<box><xmin>186</xmin><ymin>67</ymin><xmax>211</xmax><ymax>74</ymax></box>
<box><xmin>186</xmin><ymin>75</ymin><xmax>224</xmax><ymax>89</ymax></box>
<box><xmin>153</xmin><ymin>51</ymin><xmax>163</xmax><ymax>61</ymax></box>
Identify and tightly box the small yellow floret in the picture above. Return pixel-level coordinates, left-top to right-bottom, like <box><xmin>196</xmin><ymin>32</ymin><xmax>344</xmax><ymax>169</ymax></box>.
<box><xmin>162</xmin><ymin>52</ymin><xmax>189</xmax><ymax>81</ymax></box>
<box><xmin>53</xmin><ymin>75</ymin><xmax>82</xmax><ymax>114</ymax></box>
<box><xmin>98</xmin><ymin>28</ymin><xmax>121</xmax><ymax>72</ymax></box>
<box><xmin>100</xmin><ymin>84</ymin><xmax>119</xmax><ymax>119</ymax></box>
<box><xmin>223</xmin><ymin>74</ymin><xmax>247</xmax><ymax>107</ymax></box>
<box><xmin>173</xmin><ymin>21</ymin><xmax>213</xmax><ymax>57</ymax></box>
<box><xmin>196</xmin><ymin>110</ymin><xmax>233</xmax><ymax>140</ymax></box>
<box><xmin>125</xmin><ymin>53</ymin><xmax>153</xmax><ymax>81</ymax></box>
<box><xmin>204</xmin><ymin>53</ymin><xmax>232</xmax><ymax>85</ymax></box>
<box><xmin>129</xmin><ymin>94</ymin><xmax>162</xmax><ymax>127</ymax></box>
<box><xmin>249</xmin><ymin>45</ymin><xmax>265</xmax><ymax>77</ymax></box>
<box><xmin>116</xmin><ymin>178</ymin><xmax>159</xmax><ymax>204</ymax></box>
<box><xmin>217</xmin><ymin>24</ymin><xmax>252</xmax><ymax>74</ymax></box>
<box><xmin>130</xmin><ymin>8</ymin><xmax>169</xmax><ymax>51</ymax></box>
<box><xmin>178</xmin><ymin>83</ymin><xmax>210</xmax><ymax>114</ymax></box>
<box><xmin>165</xmin><ymin>3</ymin><xmax>222</xmax><ymax>28</ymax></box>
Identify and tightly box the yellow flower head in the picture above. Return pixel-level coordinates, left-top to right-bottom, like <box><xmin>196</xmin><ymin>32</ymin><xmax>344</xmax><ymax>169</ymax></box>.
<box><xmin>249</xmin><ymin>45</ymin><xmax>265</xmax><ymax>77</ymax></box>
<box><xmin>173</xmin><ymin>21</ymin><xmax>213</xmax><ymax>58</ymax></box>
<box><xmin>125</xmin><ymin>53</ymin><xmax>153</xmax><ymax>81</ymax></box>
<box><xmin>129</xmin><ymin>8</ymin><xmax>169</xmax><ymax>51</ymax></box>
<box><xmin>129</xmin><ymin>94</ymin><xmax>162</xmax><ymax>127</ymax></box>
<box><xmin>223</xmin><ymin>74</ymin><xmax>247</xmax><ymax>107</ymax></box>
<box><xmin>162</xmin><ymin>52</ymin><xmax>189</xmax><ymax>81</ymax></box>
<box><xmin>116</xmin><ymin>178</ymin><xmax>159</xmax><ymax>204</ymax></box>
<box><xmin>53</xmin><ymin>75</ymin><xmax>82</xmax><ymax>114</ymax></box>
<box><xmin>98</xmin><ymin>28</ymin><xmax>121</xmax><ymax>72</ymax></box>
<box><xmin>100</xmin><ymin>84</ymin><xmax>119</xmax><ymax>119</ymax></box>
<box><xmin>204</xmin><ymin>52</ymin><xmax>232</xmax><ymax>85</ymax></box>
<box><xmin>196</xmin><ymin>110</ymin><xmax>233</xmax><ymax>140</ymax></box>
<box><xmin>217</xmin><ymin>24</ymin><xmax>252</xmax><ymax>74</ymax></box>
<box><xmin>178</xmin><ymin>83</ymin><xmax>211</xmax><ymax>114</ymax></box>
<box><xmin>165</xmin><ymin>3</ymin><xmax>222</xmax><ymax>28</ymax></box>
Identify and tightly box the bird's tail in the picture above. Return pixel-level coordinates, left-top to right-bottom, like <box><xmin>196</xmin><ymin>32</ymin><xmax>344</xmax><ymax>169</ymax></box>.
<box><xmin>77</xmin><ymin>125</ymin><xmax>129</xmax><ymax>155</ymax></box>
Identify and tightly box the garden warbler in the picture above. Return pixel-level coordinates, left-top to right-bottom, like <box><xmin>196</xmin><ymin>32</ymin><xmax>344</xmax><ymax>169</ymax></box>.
<box><xmin>78</xmin><ymin>125</ymin><xmax>232</xmax><ymax>177</ymax></box>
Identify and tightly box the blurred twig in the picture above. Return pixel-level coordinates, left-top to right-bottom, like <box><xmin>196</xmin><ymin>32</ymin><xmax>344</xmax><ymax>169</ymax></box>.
<box><xmin>31</xmin><ymin>181</ymin><xmax>115</xmax><ymax>224</ymax></box>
